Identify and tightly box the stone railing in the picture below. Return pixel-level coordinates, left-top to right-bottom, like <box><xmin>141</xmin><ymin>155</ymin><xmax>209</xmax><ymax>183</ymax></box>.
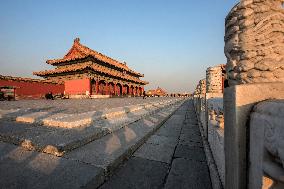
<box><xmin>193</xmin><ymin>1</ymin><xmax>284</xmax><ymax>189</ymax></box>
<box><xmin>193</xmin><ymin>79</ymin><xmax>207</xmax><ymax>132</ymax></box>
<box><xmin>207</xmin><ymin>98</ymin><xmax>224</xmax><ymax>129</ymax></box>
<box><xmin>224</xmin><ymin>0</ymin><xmax>284</xmax><ymax>188</ymax></box>
<box><xmin>193</xmin><ymin>65</ymin><xmax>225</xmax><ymax>188</ymax></box>
<box><xmin>207</xmin><ymin>97</ymin><xmax>225</xmax><ymax>186</ymax></box>
<box><xmin>249</xmin><ymin>100</ymin><xmax>284</xmax><ymax>189</ymax></box>
<box><xmin>194</xmin><ymin>72</ymin><xmax>284</xmax><ymax>189</ymax></box>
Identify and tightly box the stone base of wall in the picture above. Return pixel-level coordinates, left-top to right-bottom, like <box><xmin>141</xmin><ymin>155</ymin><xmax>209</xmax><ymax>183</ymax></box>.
<box><xmin>90</xmin><ymin>95</ymin><xmax>111</xmax><ymax>99</ymax></box>
<box><xmin>68</xmin><ymin>95</ymin><xmax>90</xmax><ymax>99</ymax></box>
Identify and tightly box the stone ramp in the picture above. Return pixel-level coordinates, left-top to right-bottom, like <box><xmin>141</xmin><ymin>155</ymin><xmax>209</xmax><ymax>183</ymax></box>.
<box><xmin>0</xmin><ymin>98</ymin><xmax>185</xmax><ymax>189</ymax></box>
<box><xmin>0</xmin><ymin>98</ymin><xmax>182</xmax><ymax>156</ymax></box>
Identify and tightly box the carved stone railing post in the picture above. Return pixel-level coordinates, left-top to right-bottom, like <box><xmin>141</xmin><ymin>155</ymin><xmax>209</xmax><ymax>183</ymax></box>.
<box><xmin>225</xmin><ymin>0</ymin><xmax>284</xmax><ymax>87</ymax></box>
<box><xmin>206</xmin><ymin>65</ymin><xmax>223</xmax><ymax>94</ymax></box>
<box><xmin>224</xmin><ymin>0</ymin><xmax>284</xmax><ymax>189</ymax></box>
<box><xmin>204</xmin><ymin>65</ymin><xmax>226</xmax><ymax>186</ymax></box>
<box><xmin>192</xmin><ymin>79</ymin><xmax>207</xmax><ymax>136</ymax></box>
<box><xmin>198</xmin><ymin>79</ymin><xmax>207</xmax><ymax>133</ymax></box>
<box><xmin>249</xmin><ymin>100</ymin><xmax>284</xmax><ymax>189</ymax></box>
<box><xmin>205</xmin><ymin>65</ymin><xmax>224</xmax><ymax>138</ymax></box>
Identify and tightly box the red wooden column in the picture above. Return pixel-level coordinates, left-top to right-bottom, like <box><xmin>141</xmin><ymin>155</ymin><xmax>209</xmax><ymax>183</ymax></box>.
<box><xmin>133</xmin><ymin>87</ymin><xmax>136</xmax><ymax>96</ymax></box>
<box><xmin>138</xmin><ymin>88</ymin><xmax>140</xmax><ymax>96</ymax></box>
<box><xmin>122</xmin><ymin>85</ymin><xmax>125</xmax><ymax>95</ymax></box>
<box><xmin>96</xmin><ymin>80</ymin><xmax>99</xmax><ymax>95</ymax></box>
<box><xmin>130</xmin><ymin>86</ymin><xmax>133</xmax><ymax>96</ymax></box>
<box><xmin>114</xmin><ymin>83</ymin><xmax>117</xmax><ymax>96</ymax></box>
<box><xmin>105</xmin><ymin>82</ymin><xmax>109</xmax><ymax>95</ymax></box>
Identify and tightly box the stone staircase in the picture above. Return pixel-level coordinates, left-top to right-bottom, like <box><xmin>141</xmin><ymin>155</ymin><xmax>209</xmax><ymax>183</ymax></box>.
<box><xmin>0</xmin><ymin>98</ymin><xmax>185</xmax><ymax>189</ymax></box>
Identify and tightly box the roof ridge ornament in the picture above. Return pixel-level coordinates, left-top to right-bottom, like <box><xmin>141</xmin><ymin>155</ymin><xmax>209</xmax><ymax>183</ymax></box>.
<box><xmin>74</xmin><ymin>38</ymin><xmax>80</xmax><ymax>43</ymax></box>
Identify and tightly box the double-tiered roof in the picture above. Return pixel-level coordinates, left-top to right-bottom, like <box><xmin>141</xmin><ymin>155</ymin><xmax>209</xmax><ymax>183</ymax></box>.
<box><xmin>34</xmin><ymin>38</ymin><xmax>148</xmax><ymax>85</ymax></box>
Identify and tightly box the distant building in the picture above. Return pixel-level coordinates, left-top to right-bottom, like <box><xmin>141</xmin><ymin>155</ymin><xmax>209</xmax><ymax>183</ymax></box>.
<box><xmin>34</xmin><ymin>38</ymin><xmax>148</xmax><ymax>97</ymax></box>
<box><xmin>146</xmin><ymin>87</ymin><xmax>167</xmax><ymax>97</ymax></box>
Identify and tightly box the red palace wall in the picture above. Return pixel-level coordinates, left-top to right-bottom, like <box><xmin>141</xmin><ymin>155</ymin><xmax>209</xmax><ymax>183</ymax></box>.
<box><xmin>0</xmin><ymin>79</ymin><xmax>64</xmax><ymax>99</ymax></box>
<box><xmin>65</xmin><ymin>78</ymin><xmax>91</xmax><ymax>95</ymax></box>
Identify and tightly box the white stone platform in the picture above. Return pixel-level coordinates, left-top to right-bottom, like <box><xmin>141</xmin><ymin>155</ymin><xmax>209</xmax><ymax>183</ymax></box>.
<box><xmin>0</xmin><ymin>97</ymin><xmax>186</xmax><ymax>189</ymax></box>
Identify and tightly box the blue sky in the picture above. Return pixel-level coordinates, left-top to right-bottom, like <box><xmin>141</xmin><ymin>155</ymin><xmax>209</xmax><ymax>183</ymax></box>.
<box><xmin>0</xmin><ymin>0</ymin><xmax>239</xmax><ymax>93</ymax></box>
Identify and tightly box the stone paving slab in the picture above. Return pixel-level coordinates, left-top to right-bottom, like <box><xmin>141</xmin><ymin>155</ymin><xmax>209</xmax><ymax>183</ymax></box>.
<box><xmin>134</xmin><ymin>122</ymin><xmax>180</xmax><ymax>163</ymax></box>
<box><xmin>16</xmin><ymin>111</ymin><xmax>51</xmax><ymax>124</ymax></box>
<box><xmin>164</xmin><ymin>158</ymin><xmax>212</xmax><ymax>189</ymax></box>
<box><xmin>0</xmin><ymin>109</ymin><xmax>21</xmax><ymax>119</ymax></box>
<box><xmin>0</xmin><ymin>142</ymin><xmax>105</xmax><ymax>189</ymax></box>
<box><xmin>0</xmin><ymin>108</ymin><xmax>38</xmax><ymax>121</ymax></box>
<box><xmin>155</xmin><ymin>125</ymin><xmax>181</xmax><ymax>138</ymax></box>
<box><xmin>179</xmin><ymin>132</ymin><xmax>203</xmax><ymax>143</ymax></box>
<box><xmin>134</xmin><ymin>138</ymin><xmax>176</xmax><ymax>164</ymax></box>
<box><xmin>99</xmin><ymin>157</ymin><xmax>169</xmax><ymax>189</ymax></box>
<box><xmin>145</xmin><ymin>134</ymin><xmax>179</xmax><ymax>147</ymax></box>
<box><xmin>162</xmin><ymin>114</ymin><xmax>185</xmax><ymax>124</ymax></box>
<box><xmin>174</xmin><ymin>144</ymin><xmax>206</xmax><ymax>162</ymax></box>
<box><xmin>181</xmin><ymin>125</ymin><xmax>201</xmax><ymax>135</ymax></box>
<box><xmin>64</xmin><ymin>102</ymin><xmax>183</xmax><ymax>174</ymax></box>
<box><xmin>178</xmin><ymin>135</ymin><xmax>204</xmax><ymax>147</ymax></box>
<box><xmin>0</xmin><ymin>121</ymin><xmax>56</xmax><ymax>148</ymax></box>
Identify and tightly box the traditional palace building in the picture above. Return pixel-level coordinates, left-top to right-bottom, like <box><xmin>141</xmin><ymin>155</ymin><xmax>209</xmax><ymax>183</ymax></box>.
<box><xmin>34</xmin><ymin>38</ymin><xmax>148</xmax><ymax>97</ymax></box>
<box><xmin>146</xmin><ymin>87</ymin><xmax>167</xmax><ymax>97</ymax></box>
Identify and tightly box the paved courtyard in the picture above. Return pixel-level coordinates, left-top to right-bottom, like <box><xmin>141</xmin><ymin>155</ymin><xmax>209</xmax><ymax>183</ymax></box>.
<box><xmin>0</xmin><ymin>98</ymin><xmax>212</xmax><ymax>189</ymax></box>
